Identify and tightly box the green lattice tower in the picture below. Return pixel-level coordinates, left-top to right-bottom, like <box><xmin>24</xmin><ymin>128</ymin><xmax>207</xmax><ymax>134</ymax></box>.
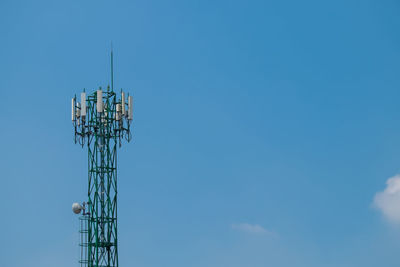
<box><xmin>72</xmin><ymin>72</ymin><xmax>133</xmax><ymax>266</ymax></box>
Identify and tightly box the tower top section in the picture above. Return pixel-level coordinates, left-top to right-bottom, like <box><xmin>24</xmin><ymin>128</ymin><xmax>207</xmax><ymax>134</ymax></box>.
<box><xmin>72</xmin><ymin>86</ymin><xmax>133</xmax><ymax>147</ymax></box>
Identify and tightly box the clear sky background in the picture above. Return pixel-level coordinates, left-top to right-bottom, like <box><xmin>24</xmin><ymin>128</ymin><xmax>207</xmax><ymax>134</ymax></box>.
<box><xmin>2</xmin><ymin>0</ymin><xmax>400</xmax><ymax>266</ymax></box>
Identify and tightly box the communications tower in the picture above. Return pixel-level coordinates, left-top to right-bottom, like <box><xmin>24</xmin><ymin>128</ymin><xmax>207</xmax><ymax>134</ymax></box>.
<box><xmin>71</xmin><ymin>52</ymin><xmax>133</xmax><ymax>267</ymax></box>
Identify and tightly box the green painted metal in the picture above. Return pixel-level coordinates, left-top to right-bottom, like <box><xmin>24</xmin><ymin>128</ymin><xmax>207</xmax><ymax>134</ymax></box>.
<box><xmin>73</xmin><ymin>84</ymin><xmax>132</xmax><ymax>267</ymax></box>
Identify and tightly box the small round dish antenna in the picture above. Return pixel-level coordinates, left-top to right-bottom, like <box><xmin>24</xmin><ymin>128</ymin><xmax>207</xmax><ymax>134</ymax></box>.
<box><xmin>72</xmin><ymin>203</ymin><xmax>83</xmax><ymax>214</ymax></box>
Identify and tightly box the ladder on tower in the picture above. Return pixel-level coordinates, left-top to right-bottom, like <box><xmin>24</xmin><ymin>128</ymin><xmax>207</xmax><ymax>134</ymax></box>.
<box><xmin>79</xmin><ymin>215</ymin><xmax>89</xmax><ymax>267</ymax></box>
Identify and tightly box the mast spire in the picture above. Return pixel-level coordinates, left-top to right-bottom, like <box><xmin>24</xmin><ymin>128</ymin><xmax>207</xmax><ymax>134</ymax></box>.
<box><xmin>111</xmin><ymin>43</ymin><xmax>114</xmax><ymax>91</ymax></box>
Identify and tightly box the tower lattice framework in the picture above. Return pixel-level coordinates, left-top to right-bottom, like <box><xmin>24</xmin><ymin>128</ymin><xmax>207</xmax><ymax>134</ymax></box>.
<box><xmin>72</xmin><ymin>74</ymin><xmax>133</xmax><ymax>267</ymax></box>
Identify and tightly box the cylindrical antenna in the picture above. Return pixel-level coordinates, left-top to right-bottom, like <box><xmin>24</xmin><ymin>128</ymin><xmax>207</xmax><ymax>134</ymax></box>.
<box><xmin>116</xmin><ymin>103</ymin><xmax>122</xmax><ymax>121</ymax></box>
<box><xmin>128</xmin><ymin>95</ymin><xmax>133</xmax><ymax>120</ymax></box>
<box><xmin>97</xmin><ymin>89</ymin><xmax>103</xmax><ymax>113</ymax></box>
<box><xmin>71</xmin><ymin>97</ymin><xmax>76</xmax><ymax>121</ymax></box>
<box><xmin>121</xmin><ymin>91</ymin><xmax>125</xmax><ymax>115</ymax></box>
<box><xmin>76</xmin><ymin>102</ymin><xmax>81</xmax><ymax>118</ymax></box>
<box><xmin>81</xmin><ymin>92</ymin><xmax>86</xmax><ymax>117</ymax></box>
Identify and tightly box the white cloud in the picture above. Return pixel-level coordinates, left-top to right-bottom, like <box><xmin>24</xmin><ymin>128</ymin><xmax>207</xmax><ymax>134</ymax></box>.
<box><xmin>231</xmin><ymin>223</ymin><xmax>276</xmax><ymax>236</ymax></box>
<box><xmin>373</xmin><ymin>175</ymin><xmax>400</xmax><ymax>224</ymax></box>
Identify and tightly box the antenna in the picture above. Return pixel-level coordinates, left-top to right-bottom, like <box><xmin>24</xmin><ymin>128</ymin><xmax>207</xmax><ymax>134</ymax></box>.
<box><xmin>111</xmin><ymin>43</ymin><xmax>114</xmax><ymax>91</ymax></box>
<box><xmin>71</xmin><ymin>53</ymin><xmax>133</xmax><ymax>266</ymax></box>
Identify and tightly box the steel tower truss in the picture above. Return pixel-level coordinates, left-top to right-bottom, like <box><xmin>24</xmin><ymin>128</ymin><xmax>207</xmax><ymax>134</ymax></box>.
<box><xmin>72</xmin><ymin>86</ymin><xmax>133</xmax><ymax>267</ymax></box>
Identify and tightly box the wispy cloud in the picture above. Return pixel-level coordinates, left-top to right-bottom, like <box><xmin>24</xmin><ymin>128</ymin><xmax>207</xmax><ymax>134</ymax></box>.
<box><xmin>373</xmin><ymin>174</ymin><xmax>400</xmax><ymax>224</ymax></box>
<box><xmin>231</xmin><ymin>223</ymin><xmax>277</xmax><ymax>237</ymax></box>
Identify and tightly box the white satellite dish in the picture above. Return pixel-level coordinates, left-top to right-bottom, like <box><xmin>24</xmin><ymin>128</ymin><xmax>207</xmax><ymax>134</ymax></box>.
<box><xmin>72</xmin><ymin>202</ymin><xmax>83</xmax><ymax>214</ymax></box>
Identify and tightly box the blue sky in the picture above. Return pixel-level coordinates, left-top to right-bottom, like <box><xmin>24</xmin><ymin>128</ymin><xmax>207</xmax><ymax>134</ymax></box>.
<box><xmin>2</xmin><ymin>0</ymin><xmax>400</xmax><ymax>266</ymax></box>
